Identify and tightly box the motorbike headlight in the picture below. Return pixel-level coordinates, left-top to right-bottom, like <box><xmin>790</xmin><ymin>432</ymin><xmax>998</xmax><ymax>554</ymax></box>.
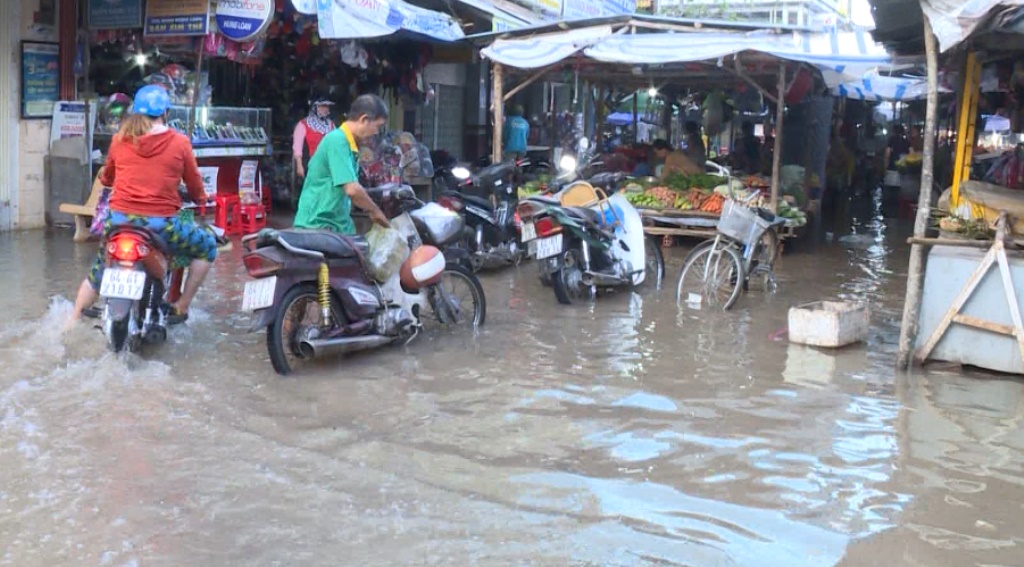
<box><xmin>559</xmin><ymin>155</ymin><xmax>577</xmax><ymax>172</ymax></box>
<box><xmin>452</xmin><ymin>166</ymin><xmax>471</xmax><ymax>180</ymax></box>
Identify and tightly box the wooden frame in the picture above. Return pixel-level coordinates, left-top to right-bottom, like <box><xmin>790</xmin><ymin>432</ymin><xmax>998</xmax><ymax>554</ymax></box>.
<box><xmin>20</xmin><ymin>41</ymin><xmax>60</xmax><ymax>119</ymax></box>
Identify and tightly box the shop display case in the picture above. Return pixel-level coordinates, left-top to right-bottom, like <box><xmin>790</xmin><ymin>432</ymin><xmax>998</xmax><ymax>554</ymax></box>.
<box><xmin>166</xmin><ymin>105</ymin><xmax>272</xmax><ymax>158</ymax></box>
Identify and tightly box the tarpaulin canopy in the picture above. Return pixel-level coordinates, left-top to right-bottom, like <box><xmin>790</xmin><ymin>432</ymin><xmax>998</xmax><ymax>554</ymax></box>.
<box><xmin>831</xmin><ymin>72</ymin><xmax>950</xmax><ymax>101</ymax></box>
<box><xmin>316</xmin><ymin>0</ymin><xmax>465</xmax><ymax>42</ymax></box>
<box><xmin>919</xmin><ymin>0</ymin><xmax>1024</xmax><ymax>52</ymax></box>
<box><xmin>481</xmin><ymin>26</ymin><xmax>891</xmax><ymax>86</ymax></box>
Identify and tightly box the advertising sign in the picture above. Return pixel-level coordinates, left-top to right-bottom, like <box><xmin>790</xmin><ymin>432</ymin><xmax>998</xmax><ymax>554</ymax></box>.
<box><xmin>49</xmin><ymin>101</ymin><xmax>98</xmax><ymax>148</ymax></box>
<box><xmin>145</xmin><ymin>0</ymin><xmax>210</xmax><ymax>36</ymax></box>
<box><xmin>600</xmin><ymin>0</ymin><xmax>636</xmax><ymax>15</ymax></box>
<box><xmin>87</xmin><ymin>0</ymin><xmax>144</xmax><ymax>29</ymax></box>
<box><xmin>216</xmin><ymin>0</ymin><xmax>275</xmax><ymax>42</ymax></box>
<box><xmin>21</xmin><ymin>42</ymin><xmax>59</xmax><ymax>119</ymax></box>
<box><xmin>563</xmin><ymin>0</ymin><xmax>601</xmax><ymax>20</ymax></box>
<box><xmin>292</xmin><ymin>0</ymin><xmax>317</xmax><ymax>14</ymax></box>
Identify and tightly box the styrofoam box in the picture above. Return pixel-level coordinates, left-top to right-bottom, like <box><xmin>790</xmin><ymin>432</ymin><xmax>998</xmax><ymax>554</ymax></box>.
<box><xmin>788</xmin><ymin>301</ymin><xmax>869</xmax><ymax>348</ymax></box>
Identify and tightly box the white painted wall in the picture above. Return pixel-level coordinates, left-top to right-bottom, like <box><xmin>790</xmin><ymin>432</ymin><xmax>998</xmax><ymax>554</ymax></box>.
<box><xmin>17</xmin><ymin>0</ymin><xmax>58</xmax><ymax>230</ymax></box>
<box><xmin>0</xmin><ymin>0</ymin><xmax>58</xmax><ymax>231</ymax></box>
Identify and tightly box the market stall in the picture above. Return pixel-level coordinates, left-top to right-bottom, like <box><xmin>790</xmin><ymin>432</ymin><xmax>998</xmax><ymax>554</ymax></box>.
<box><xmin>882</xmin><ymin>0</ymin><xmax>1024</xmax><ymax>373</ymax></box>
<box><xmin>474</xmin><ymin>15</ymin><xmax>889</xmax><ymax>243</ymax></box>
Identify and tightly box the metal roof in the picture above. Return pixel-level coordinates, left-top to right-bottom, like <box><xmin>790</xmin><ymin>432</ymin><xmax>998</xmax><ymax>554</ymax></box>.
<box><xmin>466</xmin><ymin>12</ymin><xmax>823</xmax><ymax>42</ymax></box>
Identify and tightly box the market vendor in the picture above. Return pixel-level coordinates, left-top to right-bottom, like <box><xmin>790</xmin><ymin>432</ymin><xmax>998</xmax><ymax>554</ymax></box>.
<box><xmin>736</xmin><ymin>121</ymin><xmax>762</xmax><ymax>173</ymax></box>
<box><xmin>653</xmin><ymin>139</ymin><xmax>702</xmax><ymax>178</ymax></box>
<box><xmin>293</xmin><ymin>95</ymin><xmax>336</xmax><ymax>181</ymax></box>
<box><xmin>293</xmin><ymin>94</ymin><xmax>391</xmax><ymax>235</ymax></box>
<box><xmin>683</xmin><ymin>121</ymin><xmax>707</xmax><ymax>170</ymax></box>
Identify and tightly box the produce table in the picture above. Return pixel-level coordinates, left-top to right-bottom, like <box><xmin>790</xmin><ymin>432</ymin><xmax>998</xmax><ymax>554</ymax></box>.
<box><xmin>639</xmin><ymin>208</ymin><xmax>801</xmax><ymax>241</ymax></box>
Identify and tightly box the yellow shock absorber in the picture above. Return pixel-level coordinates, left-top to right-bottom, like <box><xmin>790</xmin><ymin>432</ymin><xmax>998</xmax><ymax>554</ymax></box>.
<box><xmin>318</xmin><ymin>262</ymin><xmax>332</xmax><ymax>325</ymax></box>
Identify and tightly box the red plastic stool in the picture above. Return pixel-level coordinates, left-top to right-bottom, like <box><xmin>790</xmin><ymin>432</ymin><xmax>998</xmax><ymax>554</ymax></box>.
<box><xmin>215</xmin><ymin>194</ymin><xmax>243</xmax><ymax>236</ymax></box>
<box><xmin>240</xmin><ymin>204</ymin><xmax>267</xmax><ymax>234</ymax></box>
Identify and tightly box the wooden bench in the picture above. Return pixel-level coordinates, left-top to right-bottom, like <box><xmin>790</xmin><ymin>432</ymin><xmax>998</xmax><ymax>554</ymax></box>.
<box><xmin>59</xmin><ymin>170</ymin><xmax>105</xmax><ymax>242</ymax></box>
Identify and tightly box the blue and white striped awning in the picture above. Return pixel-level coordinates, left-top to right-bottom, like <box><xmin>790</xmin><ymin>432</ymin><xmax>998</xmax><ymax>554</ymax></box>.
<box><xmin>831</xmin><ymin>72</ymin><xmax>951</xmax><ymax>101</ymax></box>
<box><xmin>482</xmin><ymin>27</ymin><xmax>892</xmax><ymax>86</ymax></box>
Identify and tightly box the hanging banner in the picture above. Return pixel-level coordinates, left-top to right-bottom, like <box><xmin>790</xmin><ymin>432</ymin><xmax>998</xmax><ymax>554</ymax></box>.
<box><xmin>49</xmin><ymin>101</ymin><xmax>98</xmax><ymax>148</ymax></box>
<box><xmin>145</xmin><ymin>0</ymin><xmax>210</xmax><ymax>36</ymax></box>
<box><xmin>291</xmin><ymin>0</ymin><xmax>317</xmax><ymax>15</ymax></box>
<box><xmin>87</xmin><ymin>0</ymin><xmax>144</xmax><ymax>29</ymax></box>
<box><xmin>317</xmin><ymin>0</ymin><xmax>463</xmax><ymax>42</ymax></box>
<box><xmin>216</xmin><ymin>0</ymin><xmax>275</xmax><ymax>42</ymax></box>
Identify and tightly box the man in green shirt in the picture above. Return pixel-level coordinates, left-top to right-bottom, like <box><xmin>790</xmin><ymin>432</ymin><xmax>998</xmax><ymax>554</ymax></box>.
<box><xmin>293</xmin><ymin>94</ymin><xmax>391</xmax><ymax>234</ymax></box>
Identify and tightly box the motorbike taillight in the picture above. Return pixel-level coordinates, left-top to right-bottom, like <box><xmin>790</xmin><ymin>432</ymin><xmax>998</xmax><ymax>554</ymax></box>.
<box><xmin>438</xmin><ymin>195</ymin><xmax>463</xmax><ymax>211</ymax></box>
<box><xmin>535</xmin><ymin>217</ymin><xmax>561</xmax><ymax>238</ymax></box>
<box><xmin>106</xmin><ymin>235</ymin><xmax>148</xmax><ymax>262</ymax></box>
<box><xmin>243</xmin><ymin>253</ymin><xmax>282</xmax><ymax>277</ymax></box>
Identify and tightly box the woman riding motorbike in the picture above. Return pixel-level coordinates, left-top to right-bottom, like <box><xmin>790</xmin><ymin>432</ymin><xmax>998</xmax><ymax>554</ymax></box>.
<box><xmin>69</xmin><ymin>85</ymin><xmax>216</xmax><ymax>325</ymax></box>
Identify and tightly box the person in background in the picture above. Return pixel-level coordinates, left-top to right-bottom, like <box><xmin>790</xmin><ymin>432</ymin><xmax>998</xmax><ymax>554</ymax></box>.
<box><xmin>503</xmin><ymin>104</ymin><xmax>530</xmax><ymax>158</ymax></box>
<box><xmin>293</xmin><ymin>94</ymin><xmax>391</xmax><ymax>235</ymax></box>
<box><xmin>885</xmin><ymin>124</ymin><xmax>911</xmax><ymax>173</ymax></box>
<box><xmin>683</xmin><ymin>121</ymin><xmax>707</xmax><ymax>170</ymax></box>
<box><xmin>653</xmin><ymin>139</ymin><xmax>702</xmax><ymax>178</ymax></box>
<box><xmin>292</xmin><ymin>95</ymin><xmax>336</xmax><ymax>196</ymax></box>
<box><xmin>631</xmin><ymin>143</ymin><xmax>654</xmax><ymax>177</ymax></box>
<box><xmin>69</xmin><ymin>85</ymin><xmax>215</xmax><ymax>324</ymax></box>
<box><xmin>737</xmin><ymin>121</ymin><xmax>761</xmax><ymax>173</ymax></box>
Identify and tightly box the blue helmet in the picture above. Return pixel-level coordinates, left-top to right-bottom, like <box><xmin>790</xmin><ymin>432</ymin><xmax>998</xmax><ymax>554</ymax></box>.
<box><xmin>132</xmin><ymin>85</ymin><xmax>171</xmax><ymax>117</ymax></box>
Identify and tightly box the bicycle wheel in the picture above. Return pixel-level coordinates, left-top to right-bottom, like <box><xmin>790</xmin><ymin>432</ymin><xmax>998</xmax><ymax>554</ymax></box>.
<box><xmin>676</xmin><ymin>241</ymin><xmax>744</xmax><ymax>310</ymax></box>
<box><xmin>747</xmin><ymin>229</ymin><xmax>780</xmax><ymax>293</ymax></box>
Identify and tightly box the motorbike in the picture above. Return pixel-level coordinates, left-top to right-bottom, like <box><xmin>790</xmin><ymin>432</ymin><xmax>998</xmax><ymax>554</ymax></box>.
<box><xmin>436</xmin><ymin>158</ymin><xmax>531</xmax><ymax>272</ymax></box>
<box><xmin>85</xmin><ymin>204</ymin><xmax>226</xmax><ymax>353</ymax></box>
<box><xmin>518</xmin><ymin>170</ymin><xmax>665</xmax><ymax>305</ymax></box>
<box><xmin>241</xmin><ymin>184</ymin><xmax>486</xmax><ymax>376</ymax></box>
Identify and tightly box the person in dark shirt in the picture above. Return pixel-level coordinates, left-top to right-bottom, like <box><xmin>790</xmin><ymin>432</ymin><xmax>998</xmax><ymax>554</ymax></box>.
<box><xmin>885</xmin><ymin>124</ymin><xmax>911</xmax><ymax>171</ymax></box>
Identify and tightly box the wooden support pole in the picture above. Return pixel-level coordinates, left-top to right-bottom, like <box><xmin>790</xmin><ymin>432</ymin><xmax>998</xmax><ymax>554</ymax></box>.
<box><xmin>633</xmin><ymin>91</ymin><xmax>639</xmax><ymax>144</ymax></box>
<box><xmin>492</xmin><ymin>63</ymin><xmax>504</xmax><ymax>164</ymax></box>
<box><xmin>501</xmin><ymin>64</ymin><xmax>556</xmax><ymax>105</ymax></box>
<box><xmin>770</xmin><ymin>64</ymin><xmax>786</xmax><ymax>212</ymax></box>
<box><xmin>897</xmin><ymin>17</ymin><xmax>940</xmax><ymax>370</ymax></box>
<box><xmin>729</xmin><ymin>57</ymin><xmax>778</xmax><ymax>105</ymax></box>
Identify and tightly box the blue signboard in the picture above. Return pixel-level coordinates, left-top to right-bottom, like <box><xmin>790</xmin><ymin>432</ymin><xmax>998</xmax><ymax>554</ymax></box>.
<box><xmin>87</xmin><ymin>0</ymin><xmax>143</xmax><ymax>30</ymax></box>
<box><xmin>21</xmin><ymin>42</ymin><xmax>60</xmax><ymax>119</ymax></box>
<box><xmin>145</xmin><ymin>0</ymin><xmax>209</xmax><ymax>36</ymax></box>
<box><xmin>600</xmin><ymin>0</ymin><xmax>636</xmax><ymax>15</ymax></box>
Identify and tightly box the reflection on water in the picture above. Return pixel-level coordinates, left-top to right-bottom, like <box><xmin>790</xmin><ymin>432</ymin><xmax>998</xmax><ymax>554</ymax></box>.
<box><xmin>1</xmin><ymin>212</ymin><xmax>1023</xmax><ymax>566</ymax></box>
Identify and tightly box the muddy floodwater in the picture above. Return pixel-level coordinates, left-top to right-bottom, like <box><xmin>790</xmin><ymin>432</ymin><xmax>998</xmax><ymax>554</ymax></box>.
<box><xmin>2</xmin><ymin>209</ymin><xmax>1023</xmax><ymax>566</ymax></box>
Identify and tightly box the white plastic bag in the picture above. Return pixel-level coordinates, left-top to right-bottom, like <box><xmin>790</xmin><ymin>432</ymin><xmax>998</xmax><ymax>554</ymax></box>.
<box><xmin>365</xmin><ymin>225</ymin><xmax>409</xmax><ymax>282</ymax></box>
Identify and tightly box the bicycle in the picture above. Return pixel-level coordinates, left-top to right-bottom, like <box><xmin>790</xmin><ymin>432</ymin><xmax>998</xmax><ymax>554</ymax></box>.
<box><xmin>676</xmin><ymin>193</ymin><xmax>788</xmax><ymax>310</ymax></box>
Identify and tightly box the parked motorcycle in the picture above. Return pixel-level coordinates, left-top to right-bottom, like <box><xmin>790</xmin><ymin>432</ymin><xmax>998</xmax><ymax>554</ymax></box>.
<box><xmin>518</xmin><ymin>171</ymin><xmax>665</xmax><ymax>305</ymax></box>
<box><xmin>241</xmin><ymin>184</ymin><xmax>486</xmax><ymax>376</ymax></box>
<box><xmin>85</xmin><ymin>209</ymin><xmax>225</xmax><ymax>353</ymax></box>
<box><xmin>436</xmin><ymin>158</ymin><xmax>531</xmax><ymax>271</ymax></box>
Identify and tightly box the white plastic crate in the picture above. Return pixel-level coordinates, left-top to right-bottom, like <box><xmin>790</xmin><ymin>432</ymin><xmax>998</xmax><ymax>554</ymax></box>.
<box><xmin>788</xmin><ymin>301</ymin><xmax>869</xmax><ymax>348</ymax></box>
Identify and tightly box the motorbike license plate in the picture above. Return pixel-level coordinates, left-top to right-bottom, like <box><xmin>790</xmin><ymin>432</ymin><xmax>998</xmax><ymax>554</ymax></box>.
<box><xmin>99</xmin><ymin>268</ymin><xmax>146</xmax><ymax>300</ymax></box>
<box><xmin>535</xmin><ymin>234</ymin><xmax>563</xmax><ymax>260</ymax></box>
<box><xmin>242</xmin><ymin>277</ymin><xmax>277</xmax><ymax>312</ymax></box>
<box><xmin>520</xmin><ymin>221</ymin><xmax>537</xmax><ymax>242</ymax></box>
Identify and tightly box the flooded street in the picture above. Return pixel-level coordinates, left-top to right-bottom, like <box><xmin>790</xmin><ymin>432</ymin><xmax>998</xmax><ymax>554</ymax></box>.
<box><xmin>2</xmin><ymin>207</ymin><xmax>1023</xmax><ymax>566</ymax></box>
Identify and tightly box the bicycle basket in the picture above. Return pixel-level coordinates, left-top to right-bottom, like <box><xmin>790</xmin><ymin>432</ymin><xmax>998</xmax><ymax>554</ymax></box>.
<box><xmin>716</xmin><ymin>199</ymin><xmax>771</xmax><ymax>247</ymax></box>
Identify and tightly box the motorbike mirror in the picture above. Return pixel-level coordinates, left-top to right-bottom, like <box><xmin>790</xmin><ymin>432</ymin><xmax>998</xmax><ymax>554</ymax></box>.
<box><xmin>452</xmin><ymin>166</ymin><xmax>471</xmax><ymax>180</ymax></box>
<box><xmin>559</xmin><ymin>155</ymin><xmax>578</xmax><ymax>173</ymax></box>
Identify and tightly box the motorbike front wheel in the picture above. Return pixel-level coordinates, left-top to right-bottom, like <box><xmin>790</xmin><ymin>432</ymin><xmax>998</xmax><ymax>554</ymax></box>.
<box><xmin>428</xmin><ymin>264</ymin><xmax>487</xmax><ymax>328</ymax></box>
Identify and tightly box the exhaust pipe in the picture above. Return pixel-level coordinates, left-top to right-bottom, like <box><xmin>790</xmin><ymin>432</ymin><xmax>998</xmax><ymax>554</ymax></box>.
<box><xmin>581</xmin><ymin>271</ymin><xmax>629</xmax><ymax>287</ymax></box>
<box><xmin>299</xmin><ymin>334</ymin><xmax>393</xmax><ymax>358</ymax></box>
